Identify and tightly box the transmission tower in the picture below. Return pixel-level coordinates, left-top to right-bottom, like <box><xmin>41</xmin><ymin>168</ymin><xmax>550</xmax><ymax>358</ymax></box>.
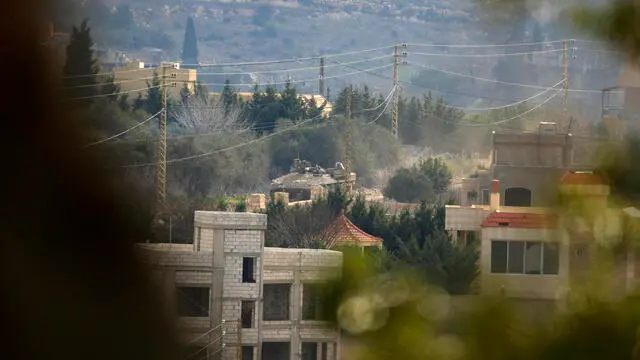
<box><xmin>391</xmin><ymin>45</ymin><xmax>399</xmax><ymax>139</ymax></box>
<box><xmin>344</xmin><ymin>85</ymin><xmax>353</xmax><ymax>195</ymax></box>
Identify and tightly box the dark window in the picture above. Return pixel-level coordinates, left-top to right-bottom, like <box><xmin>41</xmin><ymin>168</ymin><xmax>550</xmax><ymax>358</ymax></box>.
<box><xmin>302</xmin><ymin>284</ymin><xmax>323</xmax><ymax>320</ymax></box>
<box><xmin>242</xmin><ymin>346</ymin><xmax>254</xmax><ymax>360</ymax></box>
<box><xmin>261</xmin><ymin>342</ymin><xmax>290</xmax><ymax>360</ymax></box>
<box><xmin>196</xmin><ymin>227</ymin><xmax>201</xmax><ymax>251</ymax></box>
<box><xmin>543</xmin><ymin>242</ymin><xmax>560</xmax><ymax>274</ymax></box>
<box><xmin>243</xmin><ymin>257</ymin><xmax>256</xmax><ymax>283</ymax></box>
<box><xmin>491</xmin><ymin>241</ymin><xmax>508</xmax><ymax>273</ymax></box>
<box><xmin>301</xmin><ymin>343</ymin><xmax>318</xmax><ymax>360</ymax></box>
<box><xmin>321</xmin><ymin>343</ymin><xmax>328</xmax><ymax>360</ymax></box>
<box><xmin>481</xmin><ymin>189</ymin><xmax>490</xmax><ymax>205</ymax></box>
<box><xmin>491</xmin><ymin>241</ymin><xmax>560</xmax><ymax>275</ymax></box>
<box><xmin>508</xmin><ymin>241</ymin><xmax>525</xmax><ymax>273</ymax></box>
<box><xmin>504</xmin><ymin>187</ymin><xmax>532</xmax><ymax>207</ymax></box>
<box><xmin>263</xmin><ymin>284</ymin><xmax>290</xmax><ymax>321</ymax></box>
<box><xmin>241</xmin><ymin>300</ymin><xmax>255</xmax><ymax>328</ymax></box>
<box><xmin>176</xmin><ymin>287</ymin><xmax>210</xmax><ymax>317</ymax></box>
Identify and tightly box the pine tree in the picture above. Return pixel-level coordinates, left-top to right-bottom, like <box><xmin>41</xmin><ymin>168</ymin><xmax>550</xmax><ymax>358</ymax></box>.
<box><xmin>62</xmin><ymin>20</ymin><xmax>98</xmax><ymax>103</ymax></box>
<box><xmin>181</xmin><ymin>17</ymin><xmax>199</xmax><ymax>69</ymax></box>
<box><xmin>221</xmin><ymin>80</ymin><xmax>238</xmax><ymax>116</ymax></box>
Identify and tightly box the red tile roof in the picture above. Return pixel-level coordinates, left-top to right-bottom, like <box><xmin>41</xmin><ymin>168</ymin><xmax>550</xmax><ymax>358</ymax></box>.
<box><xmin>481</xmin><ymin>212</ymin><xmax>556</xmax><ymax>229</ymax></box>
<box><xmin>323</xmin><ymin>214</ymin><xmax>383</xmax><ymax>248</ymax></box>
<box><xmin>560</xmin><ymin>171</ymin><xmax>606</xmax><ymax>185</ymax></box>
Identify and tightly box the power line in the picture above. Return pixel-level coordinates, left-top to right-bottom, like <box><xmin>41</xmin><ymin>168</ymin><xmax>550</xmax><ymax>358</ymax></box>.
<box><xmin>62</xmin><ymin>66</ymin><xmax>157</xmax><ymax>79</ymax></box>
<box><xmin>63</xmin><ymin>84</ymin><xmax>166</xmax><ymax>101</ymax></box>
<box><xmin>406</xmin><ymin>62</ymin><xmax>573</xmax><ymax>91</ymax></box>
<box><xmin>195</xmin><ymin>55</ymin><xmax>391</xmax><ymax>76</ymax></box>
<box><xmin>439</xmin><ymin>89</ymin><xmax>563</xmax><ymax>127</ymax></box>
<box><xmin>60</xmin><ymin>75</ymin><xmax>169</xmax><ymax>90</ymax></box>
<box><xmin>82</xmin><ymin>109</ymin><xmax>163</xmax><ymax>148</ymax></box>
<box><xmin>419</xmin><ymin>78</ymin><xmax>566</xmax><ymax>112</ymax></box>
<box><xmin>116</xmin><ymin>114</ymin><xmax>326</xmax><ymax>168</ymax></box>
<box><xmin>410</xmin><ymin>48</ymin><xmax>563</xmax><ymax>58</ymax></box>
<box><xmin>366</xmin><ymin>85</ymin><xmax>397</xmax><ymax>125</ymax></box>
<box><xmin>190</xmin><ymin>45</ymin><xmax>395</xmax><ymax>67</ymax></box>
<box><xmin>405</xmin><ymin>40</ymin><xmax>567</xmax><ymax>48</ymax></box>
<box><xmin>194</xmin><ymin>64</ymin><xmax>394</xmax><ymax>88</ymax></box>
<box><xmin>326</xmin><ymin>57</ymin><xmax>539</xmax><ymax>104</ymax></box>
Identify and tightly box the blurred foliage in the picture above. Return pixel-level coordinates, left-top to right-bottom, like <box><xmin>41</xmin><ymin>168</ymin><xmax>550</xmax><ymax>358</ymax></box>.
<box><xmin>473</xmin><ymin>0</ymin><xmax>640</xmax><ymax>60</ymax></box>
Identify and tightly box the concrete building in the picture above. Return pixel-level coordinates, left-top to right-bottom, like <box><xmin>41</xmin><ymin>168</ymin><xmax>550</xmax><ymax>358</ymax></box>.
<box><xmin>601</xmin><ymin>60</ymin><xmax>640</xmax><ymax>139</ymax></box>
<box><xmin>137</xmin><ymin>211</ymin><xmax>342</xmax><ymax>360</ymax></box>
<box><xmin>445</xmin><ymin>119</ymin><xmax>637</xmax><ymax>302</ymax></box>
<box><xmin>113</xmin><ymin>60</ymin><xmax>197</xmax><ymax>99</ymax></box>
<box><xmin>447</xmin><ymin>166</ymin><xmax>640</xmax><ymax>303</ymax></box>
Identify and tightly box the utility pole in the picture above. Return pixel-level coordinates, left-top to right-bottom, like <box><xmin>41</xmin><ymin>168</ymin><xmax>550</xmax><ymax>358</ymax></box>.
<box><xmin>562</xmin><ymin>39</ymin><xmax>569</xmax><ymax>120</ymax></box>
<box><xmin>391</xmin><ymin>45</ymin><xmax>399</xmax><ymax>139</ymax></box>
<box><xmin>156</xmin><ymin>64</ymin><xmax>169</xmax><ymax>218</ymax></box>
<box><xmin>319</xmin><ymin>57</ymin><xmax>325</xmax><ymax>97</ymax></box>
<box><xmin>344</xmin><ymin>85</ymin><xmax>353</xmax><ymax>195</ymax></box>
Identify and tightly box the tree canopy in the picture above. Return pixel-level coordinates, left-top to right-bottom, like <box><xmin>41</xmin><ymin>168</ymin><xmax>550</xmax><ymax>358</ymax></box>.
<box><xmin>181</xmin><ymin>16</ymin><xmax>199</xmax><ymax>68</ymax></box>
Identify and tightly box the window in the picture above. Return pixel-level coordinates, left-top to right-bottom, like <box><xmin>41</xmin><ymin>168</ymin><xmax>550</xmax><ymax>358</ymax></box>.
<box><xmin>301</xmin><ymin>343</ymin><xmax>318</xmax><ymax>360</ymax></box>
<box><xmin>302</xmin><ymin>284</ymin><xmax>323</xmax><ymax>320</ymax></box>
<box><xmin>490</xmin><ymin>240</ymin><xmax>559</xmax><ymax>275</ymax></box>
<box><xmin>261</xmin><ymin>342</ymin><xmax>290</xmax><ymax>360</ymax></box>
<box><xmin>243</xmin><ymin>257</ymin><xmax>256</xmax><ymax>283</ymax></box>
<box><xmin>263</xmin><ymin>284</ymin><xmax>290</xmax><ymax>321</ymax></box>
<box><xmin>504</xmin><ymin>187</ymin><xmax>532</xmax><ymax>207</ymax></box>
<box><xmin>321</xmin><ymin>343</ymin><xmax>328</xmax><ymax>360</ymax></box>
<box><xmin>241</xmin><ymin>300</ymin><xmax>255</xmax><ymax>328</ymax></box>
<box><xmin>481</xmin><ymin>189</ymin><xmax>490</xmax><ymax>205</ymax></box>
<box><xmin>176</xmin><ymin>287</ymin><xmax>210</xmax><ymax>317</ymax></box>
<box><xmin>242</xmin><ymin>346</ymin><xmax>254</xmax><ymax>360</ymax></box>
<box><xmin>196</xmin><ymin>227</ymin><xmax>201</xmax><ymax>251</ymax></box>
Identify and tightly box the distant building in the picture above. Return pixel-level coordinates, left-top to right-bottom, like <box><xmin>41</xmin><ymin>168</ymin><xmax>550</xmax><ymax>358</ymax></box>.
<box><xmin>112</xmin><ymin>61</ymin><xmax>197</xmax><ymax>99</ymax></box>
<box><xmin>602</xmin><ymin>59</ymin><xmax>640</xmax><ymax>139</ymax></box>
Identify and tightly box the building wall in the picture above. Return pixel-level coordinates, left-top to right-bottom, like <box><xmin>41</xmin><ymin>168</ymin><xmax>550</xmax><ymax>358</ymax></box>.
<box><xmin>480</xmin><ymin>227</ymin><xmax>569</xmax><ymax>300</ymax></box>
<box><xmin>138</xmin><ymin>211</ymin><xmax>341</xmax><ymax>360</ymax></box>
<box><xmin>113</xmin><ymin>62</ymin><xmax>197</xmax><ymax>100</ymax></box>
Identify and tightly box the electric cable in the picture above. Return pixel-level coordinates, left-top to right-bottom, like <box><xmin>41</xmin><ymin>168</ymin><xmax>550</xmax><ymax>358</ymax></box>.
<box><xmin>82</xmin><ymin>109</ymin><xmax>163</xmax><ymax>148</ymax></box>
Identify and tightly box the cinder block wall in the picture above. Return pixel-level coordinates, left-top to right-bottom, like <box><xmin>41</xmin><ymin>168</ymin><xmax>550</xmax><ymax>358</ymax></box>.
<box><xmin>195</xmin><ymin>211</ymin><xmax>267</xmax><ymax>360</ymax></box>
<box><xmin>263</xmin><ymin>248</ymin><xmax>343</xmax><ymax>360</ymax></box>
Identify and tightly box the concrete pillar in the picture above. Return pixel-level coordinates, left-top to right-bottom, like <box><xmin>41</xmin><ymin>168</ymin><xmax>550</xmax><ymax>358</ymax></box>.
<box><xmin>490</xmin><ymin>179</ymin><xmax>500</xmax><ymax>210</ymax></box>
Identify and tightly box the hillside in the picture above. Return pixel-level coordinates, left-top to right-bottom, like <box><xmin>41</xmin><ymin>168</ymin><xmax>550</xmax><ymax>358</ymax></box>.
<box><xmin>54</xmin><ymin>0</ymin><xmax>623</xmax><ymax>120</ymax></box>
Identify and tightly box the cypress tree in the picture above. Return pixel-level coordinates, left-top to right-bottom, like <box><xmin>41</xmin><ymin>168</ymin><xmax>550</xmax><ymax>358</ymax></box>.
<box><xmin>62</xmin><ymin>20</ymin><xmax>98</xmax><ymax>103</ymax></box>
<box><xmin>181</xmin><ymin>17</ymin><xmax>199</xmax><ymax>69</ymax></box>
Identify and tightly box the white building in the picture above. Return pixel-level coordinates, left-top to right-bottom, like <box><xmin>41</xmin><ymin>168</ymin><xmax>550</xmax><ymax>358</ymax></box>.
<box><xmin>137</xmin><ymin>211</ymin><xmax>342</xmax><ymax>360</ymax></box>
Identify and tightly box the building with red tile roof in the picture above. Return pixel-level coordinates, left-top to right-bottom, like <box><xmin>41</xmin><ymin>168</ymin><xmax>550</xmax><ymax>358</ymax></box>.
<box><xmin>323</xmin><ymin>214</ymin><xmax>383</xmax><ymax>249</ymax></box>
<box><xmin>559</xmin><ymin>171</ymin><xmax>606</xmax><ymax>186</ymax></box>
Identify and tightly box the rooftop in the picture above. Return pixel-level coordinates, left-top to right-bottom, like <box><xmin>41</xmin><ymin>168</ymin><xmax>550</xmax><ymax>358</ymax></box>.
<box><xmin>324</xmin><ymin>214</ymin><xmax>383</xmax><ymax>248</ymax></box>
<box><xmin>481</xmin><ymin>212</ymin><xmax>556</xmax><ymax>229</ymax></box>
<box><xmin>560</xmin><ymin>171</ymin><xmax>606</xmax><ymax>186</ymax></box>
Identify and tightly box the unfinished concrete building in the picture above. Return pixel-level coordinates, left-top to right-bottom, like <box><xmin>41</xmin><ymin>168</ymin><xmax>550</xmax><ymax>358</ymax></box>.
<box><xmin>137</xmin><ymin>212</ymin><xmax>342</xmax><ymax>360</ymax></box>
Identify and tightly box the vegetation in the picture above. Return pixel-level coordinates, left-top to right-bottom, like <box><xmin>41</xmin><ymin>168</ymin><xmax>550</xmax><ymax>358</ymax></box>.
<box><xmin>181</xmin><ymin>17</ymin><xmax>199</xmax><ymax>68</ymax></box>
<box><xmin>265</xmin><ymin>188</ymin><xmax>479</xmax><ymax>295</ymax></box>
<box><xmin>384</xmin><ymin>158</ymin><xmax>452</xmax><ymax>203</ymax></box>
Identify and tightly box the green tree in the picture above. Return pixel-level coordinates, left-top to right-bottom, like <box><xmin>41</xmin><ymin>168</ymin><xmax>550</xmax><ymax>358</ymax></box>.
<box><xmin>418</xmin><ymin>158</ymin><xmax>452</xmax><ymax>194</ymax></box>
<box><xmin>221</xmin><ymin>80</ymin><xmax>238</xmax><ymax>116</ymax></box>
<box><xmin>384</xmin><ymin>158</ymin><xmax>452</xmax><ymax>203</ymax></box>
<box><xmin>62</xmin><ymin>20</ymin><xmax>98</xmax><ymax>103</ymax></box>
<box><xmin>181</xmin><ymin>16</ymin><xmax>199</xmax><ymax>68</ymax></box>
